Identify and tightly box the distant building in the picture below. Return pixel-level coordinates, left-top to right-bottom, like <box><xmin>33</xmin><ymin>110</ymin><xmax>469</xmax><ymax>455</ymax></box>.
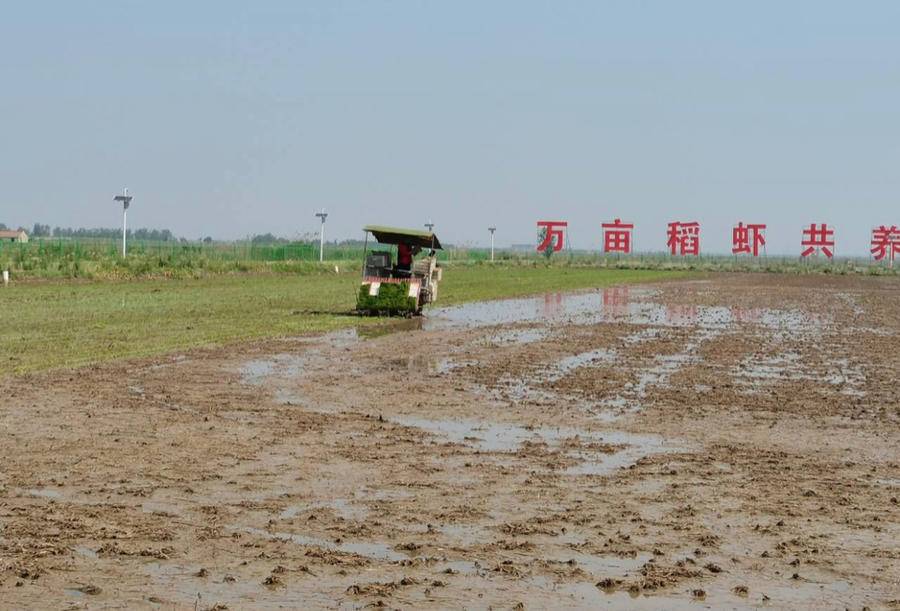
<box><xmin>0</xmin><ymin>230</ymin><xmax>28</xmax><ymax>243</ymax></box>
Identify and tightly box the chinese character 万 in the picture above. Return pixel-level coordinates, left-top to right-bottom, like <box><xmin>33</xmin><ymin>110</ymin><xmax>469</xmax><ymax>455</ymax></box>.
<box><xmin>871</xmin><ymin>225</ymin><xmax>900</xmax><ymax>266</ymax></box>
<box><xmin>667</xmin><ymin>221</ymin><xmax>700</xmax><ymax>256</ymax></box>
<box><xmin>732</xmin><ymin>222</ymin><xmax>766</xmax><ymax>257</ymax></box>
<box><xmin>537</xmin><ymin>221</ymin><xmax>567</xmax><ymax>253</ymax></box>
<box><xmin>601</xmin><ymin>219</ymin><xmax>634</xmax><ymax>254</ymax></box>
<box><xmin>801</xmin><ymin>223</ymin><xmax>835</xmax><ymax>258</ymax></box>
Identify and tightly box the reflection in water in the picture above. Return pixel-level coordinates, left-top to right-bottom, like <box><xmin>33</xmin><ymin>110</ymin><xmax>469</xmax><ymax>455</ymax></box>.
<box><xmin>601</xmin><ymin>286</ymin><xmax>631</xmax><ymax>318</ymax></box>
<box><xmin>428</xmin><ymin>288</ymin><xmax>824</xmax><ymax>333</ymax></box>
<box><xmin>542</xmin><ymin>293</ymin><xmax>564</xmax><ymax>318</ymax></box>
<box><xmin>665</xmin><ymin>304</ymin><xmax>698</xmax><ymax>325</ymax></box>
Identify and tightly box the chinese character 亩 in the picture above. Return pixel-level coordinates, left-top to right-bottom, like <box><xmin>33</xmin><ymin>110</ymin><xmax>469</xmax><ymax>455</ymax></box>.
<box><xmin>667</xmin><ymin>221</ymin><xmax>700</xmax><ymax>256</ymax></box>
<box><xmin>536</xmin><ymin>221</ymin><xmax>567</xmax><ymax>253</ymax></box>
<box><xmin>732</xmin><ymin>222</ymin><xmax>766</xmax><ymax>257</ymax></box>
<box><xmin>801</xmin><ymin>223</ymin><xmax>835</xmax><ymax>258</ymax></box>
<box><xmin>601</xmin><ymin>219</ymin><xmax>634</xmax><ymax>254</ymax></box>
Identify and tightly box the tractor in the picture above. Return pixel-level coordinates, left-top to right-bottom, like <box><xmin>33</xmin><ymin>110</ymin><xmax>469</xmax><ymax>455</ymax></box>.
<box><xmin>356</xmin><ymin>225</ymin><xmax>443</xmax><ymax>316</ymax></box>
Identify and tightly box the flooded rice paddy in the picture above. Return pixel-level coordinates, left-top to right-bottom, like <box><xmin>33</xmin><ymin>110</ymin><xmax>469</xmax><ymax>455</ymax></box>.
<box><xmin>1</xmin><ymin>274</ymin><xmax>898</xmax><ymax>609</ymax></box>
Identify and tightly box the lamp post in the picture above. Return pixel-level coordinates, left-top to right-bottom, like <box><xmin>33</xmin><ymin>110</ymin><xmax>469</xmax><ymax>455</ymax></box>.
<box><xmin>315</xmin><ymin>209</ymin><xmax>328</xmax><ymax>262</ymax></box>
<box><xmin>113</xmin><ymin>188</ymin><xmax>133</xmax><ymax>257</ymax></box>
<box><xmin>488</xmin><ymin>226</ymin><xmax>496</xmax><ymax>262</ymax></box>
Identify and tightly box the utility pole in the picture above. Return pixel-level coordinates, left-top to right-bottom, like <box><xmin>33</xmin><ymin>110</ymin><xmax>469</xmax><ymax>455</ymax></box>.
<box><xmin>315</xmin><ymin>209</ymin><xmax>328</xmax><ymax>262</ymax></box>
<box><xmin>113</xmin><ymin>188</ymin><xmax>133</xmax><ymax>257</ymax></box>
<box><xmin>488</xmin><ymin>226</ymin><xmax>496</xmax><ymax>262</ymax></box>
<box><xmin>424</xmin><ymin>219</ymin><xmax>435</xmax><ymax>233</ymax></box>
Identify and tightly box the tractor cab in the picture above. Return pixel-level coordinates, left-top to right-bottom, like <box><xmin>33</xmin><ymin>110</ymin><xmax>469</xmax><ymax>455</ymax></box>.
<box><xmin>357</xmin><ymin>225</ymin><xmax>443</xmax><ymax>315</ymax></box>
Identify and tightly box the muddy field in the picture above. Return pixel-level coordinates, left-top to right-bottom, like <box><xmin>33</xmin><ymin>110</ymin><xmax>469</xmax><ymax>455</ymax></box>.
<box><xmin>1</xmin><ymin>273</ymin><xmax>899</xmax><ymax>610</ymax></box>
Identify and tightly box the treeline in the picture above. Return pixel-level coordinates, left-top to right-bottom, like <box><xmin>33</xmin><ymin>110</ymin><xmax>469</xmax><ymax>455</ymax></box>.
<box><xmin>32</xmin><ymin>225</ymin><xmax>175</xmax><ymax>241</ymax></box>
<box><xmin>250</xmin><ymin>233</ymin><xmax>291</xmax><ymax>244</ymax></box>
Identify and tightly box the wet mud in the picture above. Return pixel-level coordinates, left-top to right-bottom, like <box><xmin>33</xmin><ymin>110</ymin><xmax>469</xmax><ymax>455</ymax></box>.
<box><xmin>1</xmin><ymin>273</ymin><xmax>898</xmax><ymax>609</ymax></box>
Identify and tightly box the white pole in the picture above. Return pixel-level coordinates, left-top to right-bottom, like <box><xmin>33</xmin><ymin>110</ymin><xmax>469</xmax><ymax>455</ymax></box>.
<box><xmin>114</xmin><ymin>187</ymin><xmax>132</xmax><ymax>257</ymax></box>
<box><xmin>122</xmin><ymin>187</ymin><xmax>128</xmax><ymax>257</ymax></box>
<box><xmin>489</xmin><ymin>227</ymin><xmax>496</xmax><ymax>262</ymax></box>
<box><xmin>315</xmin><ymin>209</ymin><xmax>328</xmax><ymax>262</ymax></box>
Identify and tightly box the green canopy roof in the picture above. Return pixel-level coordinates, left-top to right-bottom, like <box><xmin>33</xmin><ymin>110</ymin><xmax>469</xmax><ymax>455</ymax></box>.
<box><xmin>363</xmin><ymin>225</ymin><xmax>442</xmax><ymax>249</ymax></box>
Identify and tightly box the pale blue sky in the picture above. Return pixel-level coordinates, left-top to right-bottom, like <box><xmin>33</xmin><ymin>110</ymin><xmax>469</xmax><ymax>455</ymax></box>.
<box><xmin>1</xmin><ymin>1</ymin><xmax>897</xmax><ymax>254</ymax></box>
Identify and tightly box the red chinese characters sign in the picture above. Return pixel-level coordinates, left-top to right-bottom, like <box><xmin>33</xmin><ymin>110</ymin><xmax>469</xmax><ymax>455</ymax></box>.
<box><xmin>602</xmin><ymin>219</ymin><xmax>634</xmax><ymax>254</ymax></box>
<box><xmin>667</xmin><ymin>221</ymin><xmax>700</xmax><ymax>256</ymax></box>
<box><xmin>537</xmin><ymin>221</ymin><xmax>567</xmax><ymax>253</ymax></box>
<box><xmin>525</xmin><ymin>218</ymin><xmax>898</xmax><ymax>260</ymax></box>
<box><xmin>732</xmin><ymin>222</ymin><xmax>766</xmax><ymax>257</ymax></box>
<box><xmin>871</xmin><ymin>225</ymin><xmax>900</xmax><ymax>265</ymax></box>
<box><xmin>801</xmin><ymin>223</ymin><xmax>835</xmax><ymax>258</ymax></box>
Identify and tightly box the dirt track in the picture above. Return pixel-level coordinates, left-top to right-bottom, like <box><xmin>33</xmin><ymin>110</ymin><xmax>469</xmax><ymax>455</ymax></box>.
<box><xmin>1</xmin><ymin>273</ymin><xmax>899</xmax><ymax>610</ymax></box>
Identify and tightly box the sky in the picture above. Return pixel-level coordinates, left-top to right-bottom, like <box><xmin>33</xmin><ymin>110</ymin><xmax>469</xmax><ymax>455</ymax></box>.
<box><xmin>0</xmin><ymin>1</ymin><xmax>898</xmax><ymax>255</ymax></box>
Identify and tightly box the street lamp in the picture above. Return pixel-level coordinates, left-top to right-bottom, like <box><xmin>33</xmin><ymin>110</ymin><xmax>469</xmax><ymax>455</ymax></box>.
<box><xmin>488</xmin><ymin>226</ymin><xmax>496</xmax><ymax>262</ymax></box>
<box><xmin>113</xmin><ymin>188</ymin><xmax>133</xmax><ymax>257</ymax></box>
<box><xmin>315</xmin><ymin>209</ymin><xmax>328</xmax><ymax>262</ymax></box>
<box><xmin>424</xmin><ymin>220</ymin><xmax>435</xmax><ymax>233</ymax></box>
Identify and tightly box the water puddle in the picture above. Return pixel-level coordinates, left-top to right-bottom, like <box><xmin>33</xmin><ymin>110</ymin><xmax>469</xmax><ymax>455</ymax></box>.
<box><xmin>543</xmin><ymin>551</ymin><xmax>651</xmax><ymax>576</ymax></box>
<box><xmin>439</xmin><ymin>559</ymin><xmax>481</xmax><ymax>575</ymax></box>
<box><xmin>435</xmin><ymin>357</ymin><xmax>477</xmax><ymax>374</ymax></box>
<box><xmin>142</xmin><ymin>562</ymin><xmax>314</xmax><ymax>607</ymax></box>
<box><xmin>547</xmin><ymin>348</ymin><xmax>617</xmax><ymax>383</ymax></box>
<box><xmin>274</xmin><ymin>388</ymin><xmax>303</xmax><ymax>405</ymax></box>
<box><xmin>74</xmin><ymin>545</ymin><xmax>99</xmax><ymax>560</ymax></box>
<box><xmin>439</xmin><ymin>524</ymin><xmax>485</xmax><ymax>547</ymax></box>
<box><xmin>533</xmin><ymin>571</ymin><xmax>874</xmax><ymax>610</ymax></box>
<box><xmin>141</xmin><ymin>500</ymin><xmax>185</xmax><ymax>517</ymax></box>
<box><xmin>391</xmin><ymin>416</ymin><xmax>681</xmax><ymax>476</ymax></box>
<box><xmin>426</xmin><ymin>288</ymin><xmax>662</xmax><ymax>328</ymax></box>
<box><xmin>239</xmin><ymin>360</ymin><xmax>275</xmax><ymax>384</ymax></box>
<box><xmin>733</xmin><ymin>352</ymin><xmax>867</xmax><ymax>397</ymax></box>
<box><xmin>26</xmin><ymin>488</ymin><xmax>62</xmax><ymax>499</ymax></box>
<box><xmin>835</xmin><ymin>292</ymin><xmax>865</xmax><ymax>316</ymax></box>
<box><xmin>427</xmin><ymin>287</ymin><xmax>824</xmax><ymax>333</ymax></box>
<box><xmin>238</xmin><ymin>526</ymin><xmax>407</xmax><ymax>562</ymax></box>
<box><xmin>577</xmin><ymin>327</ymin><xmax>718</xmax><ymax>418</ymax></box>
<box><xmin>485</xmin><ymin>327</ymin><xmax>550</xmax><ymax>346</ymax></box>
<box><xmin>355</xmin><ymin>487</ymin><xmax>414</xmax><ymax>502</ymax></box>
<box><xmin>238</xmin><ymin>354</ymin><xmax>307</xmax><ymax>385</ymax></box>
<box><xmin>280</xmin><ymin>498</ymin><xmax>368</xmax><ymax>521</ymax></box>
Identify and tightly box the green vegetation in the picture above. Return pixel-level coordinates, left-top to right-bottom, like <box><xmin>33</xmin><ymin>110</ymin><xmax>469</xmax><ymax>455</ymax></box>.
<box><xmin>0</xmin><ymin>238</ymin><xmax>485</xmax><ymax>280</ymax></box>
<box><xmin>356</xmin><ymin>282</ymin><xmax>418</xmax><ymax>315</ymax></box>
<box><xmin>0</xmin><ymin>265</ymin><xmax>685</xmax><ymax>374</ymax></box>
<box><xmin>0</xmin><ymin>239</ymin><xmax>368</xmax><ymax>280</ymax></box>
<box><xmin>2</xmin><ymin>238</ymin><xmax>897</xmax><ymax>281</ymax></box>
